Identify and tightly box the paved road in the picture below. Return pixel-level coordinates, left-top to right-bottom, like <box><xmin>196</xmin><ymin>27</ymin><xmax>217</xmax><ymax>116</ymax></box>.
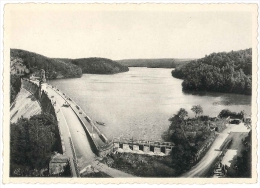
<box><xmin>47</xmin><ymin>85</ymin><xmax>96</xmax><ymax>171</ymax></box>
<box><xmin>48</xmin><ymin>85</ymin><xmax>135</xmax><ymax>177</ymax></box>
<box><xmin>182</xmin><ymin>123</ymin><xmax>249</xmax><ymax>177</ymax></box>
<box><xmin>51</xmin><ymin>96</ymin><xmax>78</xmax><ymax>176</ymax></box>
<box><xmin>29</xmin><ymin>80</ymin><xmax>135</xmax><ymax>177</ymax></box>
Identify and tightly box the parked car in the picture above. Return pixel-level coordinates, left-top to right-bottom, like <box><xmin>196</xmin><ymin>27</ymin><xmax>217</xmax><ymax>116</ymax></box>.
<box><xmin>229</xmin><ymin>119</ymin><xmax>241</xmax><ymax>124</ymax></box>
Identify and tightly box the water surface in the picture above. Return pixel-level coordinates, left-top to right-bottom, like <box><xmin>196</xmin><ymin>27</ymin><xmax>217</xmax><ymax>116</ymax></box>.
<box><xmin>49</xmin><ymin>68</ymin><xmax>251</xmax><ymax>141</ymax></box>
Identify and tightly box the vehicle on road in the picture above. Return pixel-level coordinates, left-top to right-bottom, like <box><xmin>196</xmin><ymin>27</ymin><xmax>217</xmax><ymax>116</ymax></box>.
<box><xmin>63</xmin><ymin>102</ymin><xmax>70</xmax><ymax>107</ymax></box>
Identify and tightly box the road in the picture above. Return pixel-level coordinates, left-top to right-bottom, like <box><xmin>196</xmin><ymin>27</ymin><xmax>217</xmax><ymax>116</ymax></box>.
<box><xmin>48</xmin><ymin>85</ymin><xmax>135</xmax><ymax>177</ymax></box>
<box><xmin>46</xmin><ymin>84</ymin><xmax>96</xmax><ymax>171</ymax></box>
<box><xmin>28</xmin><ymin>81</ymin><xmax>135</xmax><ymax>177</ymax></box>
<box><xmin>182</xmin><ymin>122</ymin><xmax>249</xmax><ymax>177</ymax></box>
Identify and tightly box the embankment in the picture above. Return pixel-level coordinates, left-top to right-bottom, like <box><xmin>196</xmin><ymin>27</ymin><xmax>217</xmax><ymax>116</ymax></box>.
<box><xmin>10</xmin><ymin>80</ymin><xmax>41</xmax><ymax>123</ymax></box>
<box><xmin>13</xmin><ymin>79</ymin><xmax>64</xmax><ymax>155</ymax></box>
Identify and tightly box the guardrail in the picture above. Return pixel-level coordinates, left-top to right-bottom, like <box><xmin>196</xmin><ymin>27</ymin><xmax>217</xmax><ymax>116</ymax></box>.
<box><xmin>50</xmin><ymin>85</ymin><xmax>113</xmax><ymax>157</ymax></box>
<box><xmin>58</xmin><ymin>90</ymin><xmax>108</xmax><ymax>143</ymax></box>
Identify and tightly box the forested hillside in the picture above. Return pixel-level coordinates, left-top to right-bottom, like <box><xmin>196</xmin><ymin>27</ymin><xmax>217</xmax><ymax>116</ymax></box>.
<box><xmin>11</xmin><ymin>49</ymin><xmax>82</xmax><ymax>79</ymax></box>
<box><xmin>117</xmin><ymin>58</ymin><xmax>192</xmax><ymax>68</ymax></box>
<box><xmin>171</xmin><ymin>49</ymin><xmax>252</xmax><ymax>95</ymax></box>
<box><xmin>59</xmin><ymin>58</ymin><xmax>129</xmax><ymax>74</ymax></box>
<box><xmin>10</xmin><ymin>49</ymin><xmax>129</xmax><ymax>103</ymax></box>
<box><xmin>10</xmin><ymin>113</ymin><xmax>62</xmax><ymax>176</ymax></box>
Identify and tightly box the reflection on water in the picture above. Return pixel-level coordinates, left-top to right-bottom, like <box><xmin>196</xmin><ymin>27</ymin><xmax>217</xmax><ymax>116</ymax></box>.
<box><xmin>49</xmin><ymin>67</ymin><xmax>251</xmax><ymax>141</ymax></box>
<box><xmin>182</xmin><ymin>90</ymin><xmax>251</xmax><ymax>106</ymax></box>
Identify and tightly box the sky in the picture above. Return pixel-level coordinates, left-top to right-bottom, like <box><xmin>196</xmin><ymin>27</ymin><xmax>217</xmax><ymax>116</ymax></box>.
<box><xmin>9</xmin><ymin>5</ymin><xmax>252</xmax><ymax>60</ymax></box>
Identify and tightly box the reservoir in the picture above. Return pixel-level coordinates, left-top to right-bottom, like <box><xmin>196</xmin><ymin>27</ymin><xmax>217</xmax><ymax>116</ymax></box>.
<box><xmin>49</xmin><ymin>67</ymin><xmax>251</xmax><ymax>141</ymax></box>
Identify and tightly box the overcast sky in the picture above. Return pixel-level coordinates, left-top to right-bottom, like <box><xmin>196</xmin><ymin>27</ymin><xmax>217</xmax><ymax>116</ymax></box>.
<box><xmin>9</xmin><ymin>6</ymin><xmax>252</xmax><ymax>60</ymax></box>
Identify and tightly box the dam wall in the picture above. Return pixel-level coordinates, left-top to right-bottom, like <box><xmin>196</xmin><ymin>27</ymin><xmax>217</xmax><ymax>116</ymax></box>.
<box><xmin>22</xmin><ymin>79</ymin><xmax>64</xmax><ymax>155</ymax></box>
<box><xmin>10</xmin><ymin>85</ymin><xmax>42</xmax><ymax>124</ymax></box>
<box><xmin>113</xmin><ymin>139</ymin><xmax>175</xmax><ymax>156</ymax></box>
<box><xmin>51</xmin><ymin>86</ymin><xmax>113</xmax><ymax>157</ymax></box>
<box><xmin>22</xmin><ymin>79</ymin><xmax>56</xmax><ymax>118</ymax></box>
<box><xmin>23</xmin><ymin>78</ymin><xmax>114</xmax><ymax>158</ymax></box>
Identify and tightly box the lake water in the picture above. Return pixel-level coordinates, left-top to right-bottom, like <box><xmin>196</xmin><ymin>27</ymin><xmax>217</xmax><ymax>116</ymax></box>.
<box><xmin>49</xmin><ymin>67</ymin><xmax>251</xmax><ymax>141</ymax></box>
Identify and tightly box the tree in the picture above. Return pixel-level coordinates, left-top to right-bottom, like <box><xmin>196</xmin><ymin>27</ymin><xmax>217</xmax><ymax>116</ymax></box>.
<box><xmin>10</xmin><ymin>113</ymin><xmax>59</xmax><ymax>176</ymax></box>
<box><xmin>168</xmin><ymin>115</ymin><xmax>187</xmax><ymax>145</ymax></box>
<box><xmin>191</xmin><ymin>105</ymin><xmax>203</xmax><ymax>117</ymax></box>
<box><xmin>177</xmin><ymin>108</ymin><xmax>188</xmax><ymax>119</ymax></box>
<box><xmin>244</xmin><ymin>118</ymin><xmax>251</xmax><ymax>129</ymax></box>
<box><xmin>171</xmin><ymin>48</ymin><xmax>252</xmax><ymax>95</ymax></box>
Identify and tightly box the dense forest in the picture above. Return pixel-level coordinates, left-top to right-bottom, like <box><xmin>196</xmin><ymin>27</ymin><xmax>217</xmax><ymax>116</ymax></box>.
<box><xmin>11</xmin><ymin>49</ymin><xmax>82</xmax><ymax>79</ymax></box>
<box><xmin>59</xmin><ymin>57</ymin><xmax>129</xmax><ymax>74</ymax></box>
<box><xmin>117</xmin><ymin>58</ymin><xmax>192</xmax><ymax>68</ymax></box>
<box><xmin>10</xmin><ymin>75</ymin><xmax>21</xmax><ymax>104</ymax></box>
<box><xmin>10</xmin><ymin>49</ymin><xmax>129</xmax><ymax>103</ymax></box>
<box><xmin>10</xmin><ymin>113</ymin><xmax>61</xmax><ymax>177</ymax></box>
<box><xmin>171</xmin><ymin>49</ymin><xmax>252</xmax><ymax>95</ymax></box>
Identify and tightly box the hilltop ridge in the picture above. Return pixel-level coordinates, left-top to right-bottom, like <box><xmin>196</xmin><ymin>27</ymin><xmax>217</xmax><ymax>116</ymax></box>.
<box><xmin>11</xmin><ymin>49</ymin><xmax>129</xmax><ymax>78</ymax></box>
<box><xmin>117</xmin><ymin>58</ymin><xmax>193</xmax><ymax>68</ymax></box>
<box><xmin>10</xmin><ymin>49</ymin><xmax>129</xmax><ymax>103</ymax></box>
<box><xmin>58</xmin><ymin>57</ymin><xmax>129</xmax><ymax>75</ymax></box>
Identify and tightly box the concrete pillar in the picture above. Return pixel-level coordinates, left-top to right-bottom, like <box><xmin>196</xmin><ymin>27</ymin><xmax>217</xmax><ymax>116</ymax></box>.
<box><xmin>114</xmin><ymin>142</ymin><xmax>119</xmax><ymax>148</ymax></box>
<box><xmin>154</xmin><ymin>147</ymin><xmax>161</xmax><ymax>154</ymax></box>
<box><xmin>123</xmin><ymin>144</ymin><xmax>130</xmax><ymax>150</ymax></box>
<box><xmin>133</xmin><ymin>145</ymin><xmax>139</xmax><ymax>151</ymax></box>
<box><xmin>165</xmin><ymin>148</ymin><xmax>172</xmax><ymax>155</ymax></box>
<box><xmin>143</xmin><ymin>145</ymin><xmax>150</xmax><ymax>153</ymax></box>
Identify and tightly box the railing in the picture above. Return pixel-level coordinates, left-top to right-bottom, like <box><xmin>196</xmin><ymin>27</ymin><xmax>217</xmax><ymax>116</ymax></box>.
<box><xmin>51</xmin><ymin>84</ymin><xmax>112</xmax><ymax>156</ymax></box>
<box><xmin>61</xmin><ymin>91</ymin><xmax>107</xmax><ymax>142</ymax></box>
<box><xmin>113</xmin><ymin>138</ymin><xmax>175</xmax><ymax>147</ymax></box>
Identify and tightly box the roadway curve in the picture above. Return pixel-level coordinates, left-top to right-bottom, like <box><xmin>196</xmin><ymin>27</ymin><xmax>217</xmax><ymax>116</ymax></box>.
<box><xmin>47</xmin><ymin>85</ymin><xmax>96</xmax><ymax>171</ymax></box>
<box><xmin>182</xmin><ymin>123</ymin><xmax>249</xmax><ymax>177</ymax></box>
<box><xmin>45</xmin><ymin>83</ymin><xmax>134</xmax><ymax>177</ymax></box>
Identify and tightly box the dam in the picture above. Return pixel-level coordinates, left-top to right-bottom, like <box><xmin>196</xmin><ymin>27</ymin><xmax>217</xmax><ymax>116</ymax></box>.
<box><xmin>11</xmin><ymin>77</ymin><xmax>175</xmax><ymax>177</ymax></box>
<box><xmin>11</xmin><ymin>78</ymin><xmax>136</xmax><ymax>177</ymax></box>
